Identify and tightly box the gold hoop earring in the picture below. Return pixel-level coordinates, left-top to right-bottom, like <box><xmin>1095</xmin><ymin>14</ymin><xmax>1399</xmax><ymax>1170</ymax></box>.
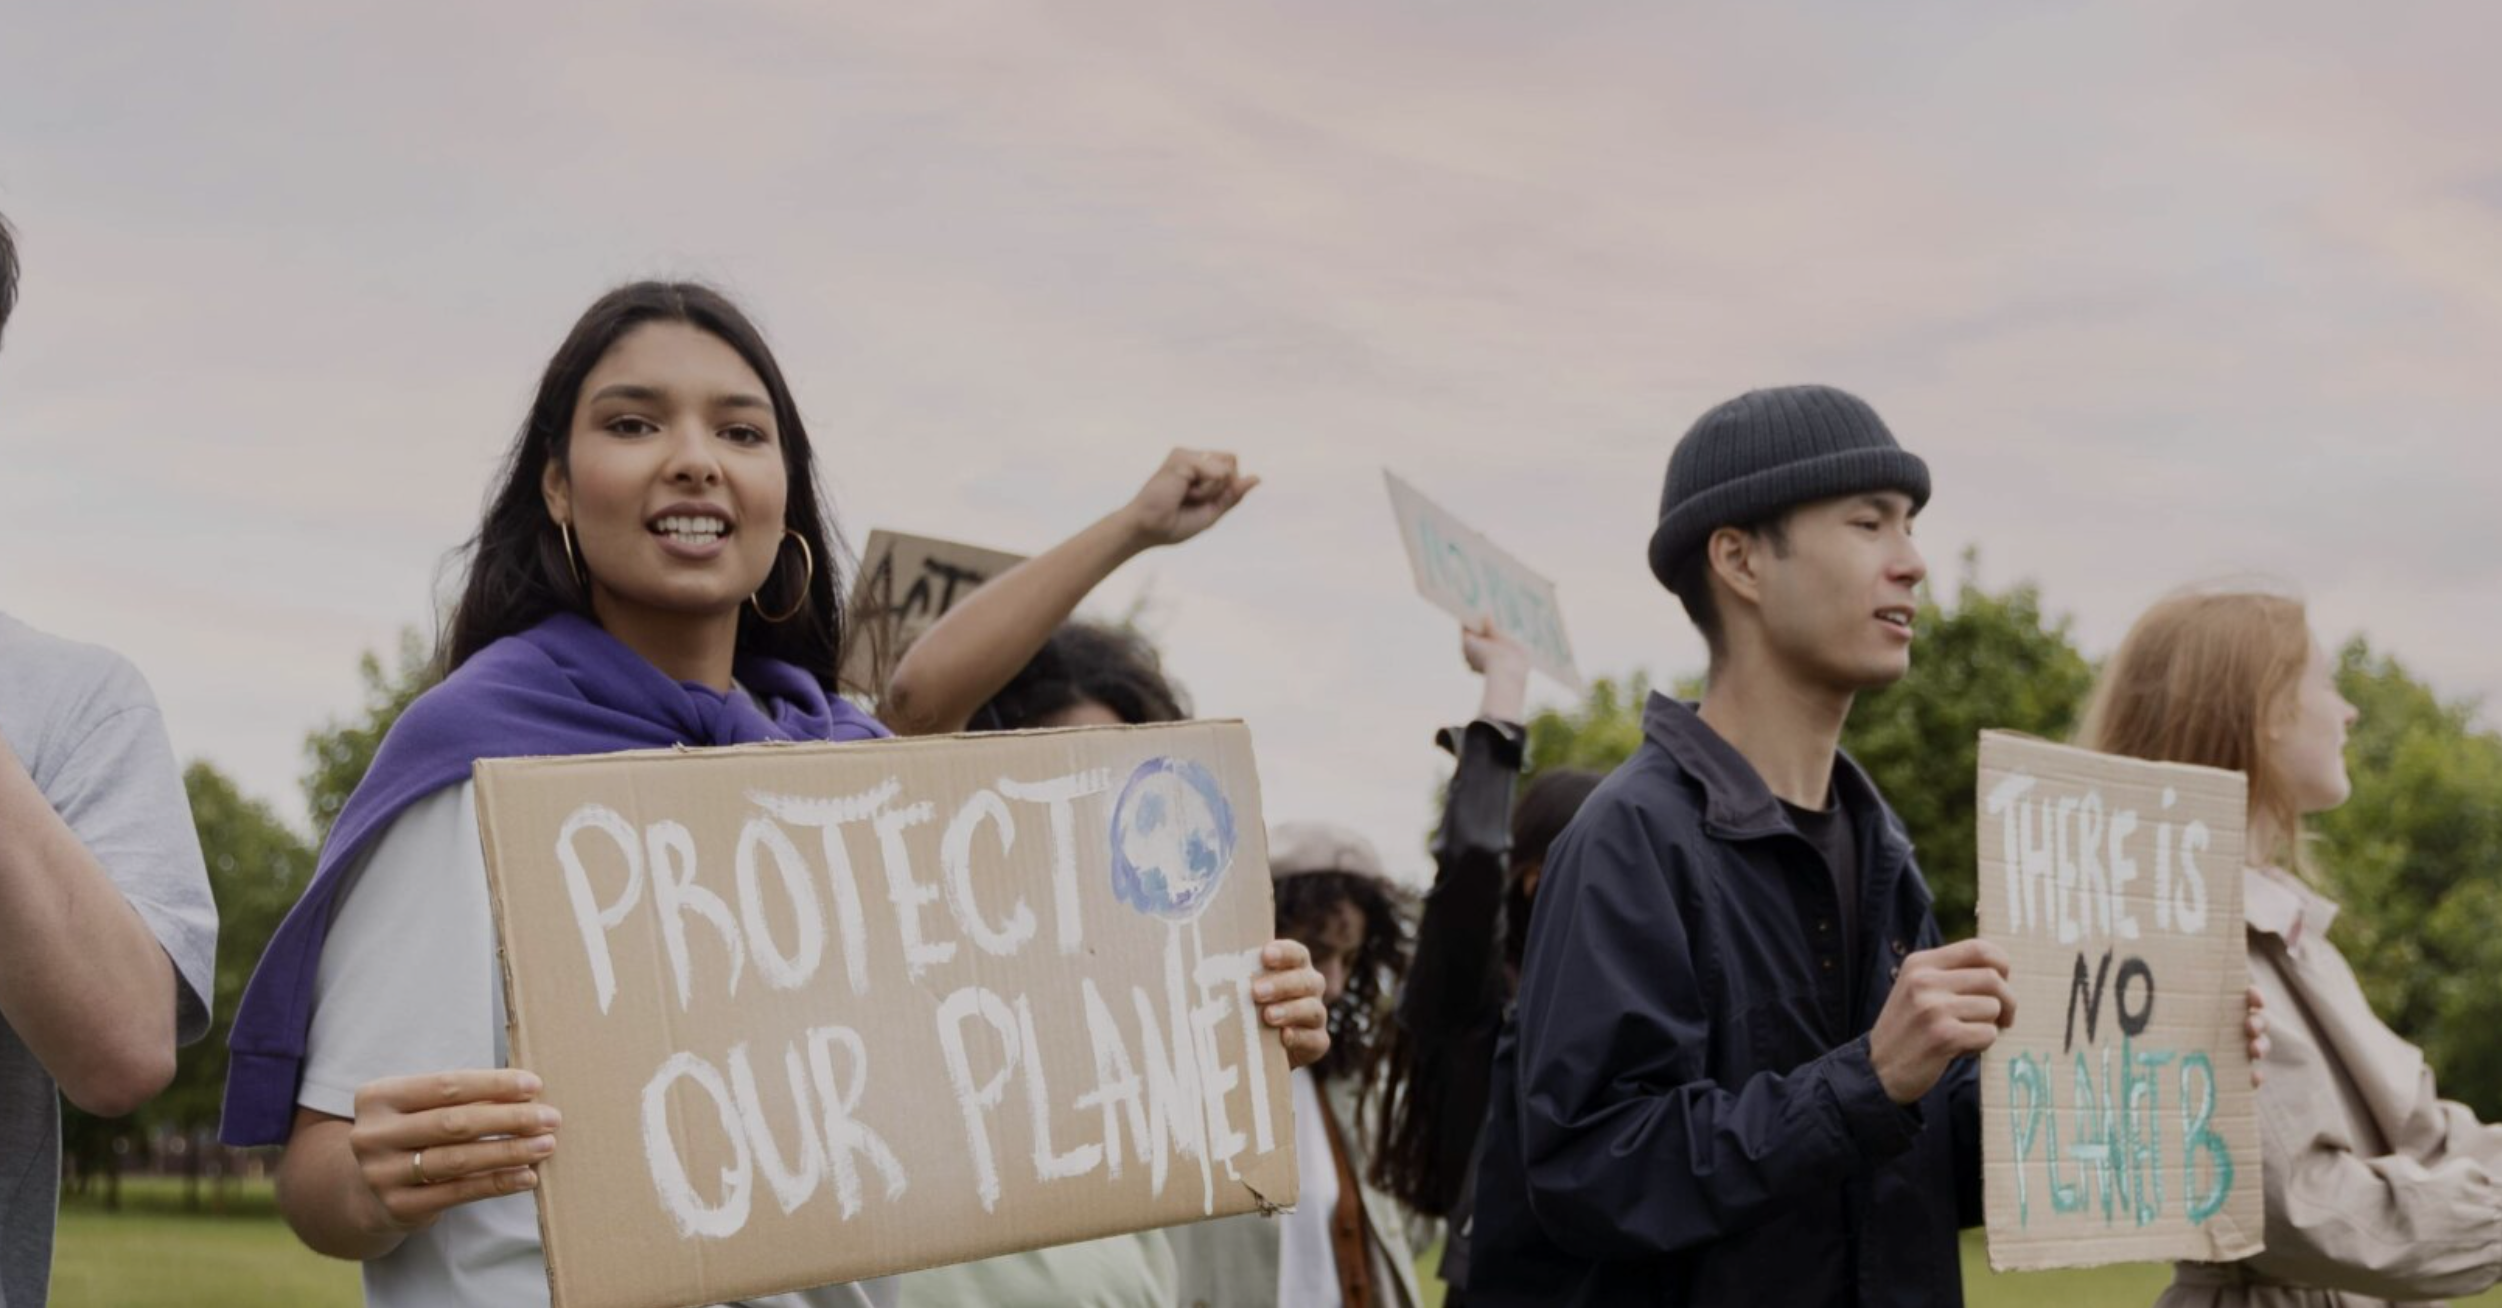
<box><xmin>557</xmin><ymin>520</ymin><xmax>587</xmax><ymax>590</ymax></box>
<box><xmin>750</xmin><ymin>529</ymin><xmax>814</xmax><ymax>624</ymax></box>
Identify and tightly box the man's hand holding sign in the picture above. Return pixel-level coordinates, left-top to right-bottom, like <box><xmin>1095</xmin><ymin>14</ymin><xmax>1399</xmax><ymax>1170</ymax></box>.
<box><xmin>1871</xmin><ymin>939</ymin><xmax>2019</xmax><ymax>1105</ymax></box>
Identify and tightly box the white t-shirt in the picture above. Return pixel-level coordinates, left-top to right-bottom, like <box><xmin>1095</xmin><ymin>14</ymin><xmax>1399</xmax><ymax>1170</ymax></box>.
<box><xmin>1275</xmin><ymin>1068</ymin><xmax>1343</xmax><ymax>1308</ymax></box>
<box><xmin>301</xmin><ymin>781</ymin><xmax>895</xmax><ymax>1308</ymax></box>
<box><xmin>0</xmin><ymin>613</ymin><xmax>219</xmax><ymax>1308</ymax></box>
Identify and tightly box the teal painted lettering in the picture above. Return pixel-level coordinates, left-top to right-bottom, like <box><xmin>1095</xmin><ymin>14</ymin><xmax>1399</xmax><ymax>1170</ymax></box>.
<box><xmin>2125</xmin><ymin>1041</ymin><xmax>2174</xmax><ymax>1226</ymax></box>
<box><xmin>2008</xmin><ymin>1053</ymin><xmax>2049</xmax><ymax>1226</ymax></box>
<box><xmin>1519</xmin><ymin>592</ymin><xmax>1568</xmax><ymax>664</ymax></box>
<box><xmin>2067</xmin><ymin>1047</ymin><xmax>2119</xmax><ymax>1220</ymax></box>
<box><xmin>2180</xmin><ymin>1053</ymin><xmax>2232</xmax><ymax>1223</ymax></box>
<box><xmin>1482</xmin><ymin>566</ymin><xmax>1521</xmax><ymax>633</ymax></box>
<box><xmin>2043</xmin><ymin>1067</ymin><xmax>2084</xmax><ymax>1215</ymax></box>
<box><xmin>1413</xmin><ymin>520</ymin><xmax>1452</xmax><ymax>593</ymax></box>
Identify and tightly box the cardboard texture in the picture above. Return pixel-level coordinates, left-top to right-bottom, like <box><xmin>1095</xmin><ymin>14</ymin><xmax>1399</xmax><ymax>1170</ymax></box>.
<box><xmin>1975</xmin><ymin>731</ymin><xmax>2264</xmax><ymax>1272</ymax></box>
<box><xmin>472</xmin><ymin>721</ymin><xmax>1298</xmax><ymax>1308</ymax></box>
<box><xmin>837</xmin><ymin>529</ymin><xmax>1028</xmax><ymax>696</ymax></box>
<box><xmin>1380</xmin><ymin>470</ymin><xmax>1582</xmax><ymax>690</ymax></box>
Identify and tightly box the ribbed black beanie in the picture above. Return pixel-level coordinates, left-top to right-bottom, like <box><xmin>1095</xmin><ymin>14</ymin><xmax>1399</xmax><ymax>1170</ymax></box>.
<box><xmin>1648</xmin><ymin>385</ymin><xmax>1931</xmax><ymax>589</ymax></box>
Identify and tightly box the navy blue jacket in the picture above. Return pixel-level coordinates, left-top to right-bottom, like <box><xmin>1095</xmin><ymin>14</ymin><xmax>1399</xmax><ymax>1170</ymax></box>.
<box><xmin>1468</xmin><ymin>695</ymin><xmax>1980</xmax><ymax>1307</ymax></box>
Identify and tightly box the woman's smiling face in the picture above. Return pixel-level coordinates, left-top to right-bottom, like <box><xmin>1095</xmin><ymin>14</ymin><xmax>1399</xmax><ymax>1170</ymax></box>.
<box><xmin>542</xmin><ymin>321</ymin><xmax>790</xmax><ymax>624</ymax></box>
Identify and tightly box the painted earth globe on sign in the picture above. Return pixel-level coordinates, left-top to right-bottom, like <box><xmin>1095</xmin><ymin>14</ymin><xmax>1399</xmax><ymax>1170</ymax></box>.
<box><xmin>1108</xmin><ymin>756</ymin><xmax>1239</xmax><ymax>921</ymax></box>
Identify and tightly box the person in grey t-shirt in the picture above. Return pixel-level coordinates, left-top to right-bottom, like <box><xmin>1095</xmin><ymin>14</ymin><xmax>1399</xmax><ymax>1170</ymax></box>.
<box><xmin>0</xmin><ymin>213</ymin><xmax>220</xmax><ymax>1308</ymax></box>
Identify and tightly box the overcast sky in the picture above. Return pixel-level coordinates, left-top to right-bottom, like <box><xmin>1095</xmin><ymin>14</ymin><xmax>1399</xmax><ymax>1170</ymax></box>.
<box><xmin>4</xmin><ymin>1</ymin><xmax>2496</xmax><ymax>883</ymax></box>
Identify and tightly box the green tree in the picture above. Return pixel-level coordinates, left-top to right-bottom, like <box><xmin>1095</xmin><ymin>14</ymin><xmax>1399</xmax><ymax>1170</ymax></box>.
<box><xmin>157</xmin><ymin>763</ymin><xmax>315</xmax><ymax>1206</ymax></box>
<box><xmin>302</xmin><ymin>628</ymin><xmax>438</xmax><ymax>842</ymax></box>
<box><xmin>60</xmin><ymin>762</ymin><xmax>315</xmax><ymax>1209</ymax></box>
<box><xmin>2308</xmin><ymin>640</ymin><xmax>2502</xmax><ymax>1117</ymax></box>
<box><xmin>1522</xmin><ymin>673</ymin><xmax>1653</xmax><ymax>787</ymax></box>
<box><xmin>1840</xmin><ymin>565</ymin><xmax>2097</xmax><ymax>941</ymax></box>
<box><xmin>1518</xmin><ymin>558</ymin><xmax>2096</xmax><ymax>941</ymax></box>
<box><xmin>62</xmin><ymin>631</ymin><xmax>439</xmax><ymax>1208</ymax></box>
<box><xmin>56</xmin><ymin>1096</ymin><xmax>138</xmax><ymax>1208</ymax></box>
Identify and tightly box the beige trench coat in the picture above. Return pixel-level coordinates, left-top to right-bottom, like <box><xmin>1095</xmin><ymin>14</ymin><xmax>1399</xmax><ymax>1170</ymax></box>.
<box><xmin>2157</xmin><ymin>867</ymin><xmax>2502</xmax><ymax>1308</ymax></box>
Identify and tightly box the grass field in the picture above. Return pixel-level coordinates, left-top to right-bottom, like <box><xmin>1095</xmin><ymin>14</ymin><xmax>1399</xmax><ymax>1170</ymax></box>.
<box><xmin>54</xmin><ymin>1177</ymin><xmax>358</xmax><ymax>1308</ymax></box>
<box><xmin>1406</xmin><ymin>1233</ymin><xmax>2179</xmax><ymax>1307</ymax></box>
<box><xmin>52</xmin><ymin>1180</ymin><xmax>2502</xmax><ymax>1307</ymax></box>
<box><xmin>1419</xmin><ymin>1234</ymin><xmax>2502</xmax><ymax>1308</ymax></box>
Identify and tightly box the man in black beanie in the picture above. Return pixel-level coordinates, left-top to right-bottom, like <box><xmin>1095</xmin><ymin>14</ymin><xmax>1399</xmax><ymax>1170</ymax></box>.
<box><xmin>1465</xmin><ymin>385</ymin><xmax>2014</xmax><ymax>1306</ymax></box>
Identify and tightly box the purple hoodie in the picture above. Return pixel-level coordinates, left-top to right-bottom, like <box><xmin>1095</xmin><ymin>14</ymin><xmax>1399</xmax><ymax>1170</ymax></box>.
<box><xmin>220</xmin><ymin>613</ymin><xmax>887</xmax><ymax>1146</ymax></box>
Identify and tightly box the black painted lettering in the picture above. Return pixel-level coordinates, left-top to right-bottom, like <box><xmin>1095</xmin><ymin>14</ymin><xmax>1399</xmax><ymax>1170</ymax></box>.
<box><xmin>2114</xmin><ymin>956</ymin><xmax>2155</xmax><ymax>1037</ymax></box>
<box><xmin>2063</xmin><ymin>950</ymin><xmax>2112</xmax><ymax>1054</ymax></box>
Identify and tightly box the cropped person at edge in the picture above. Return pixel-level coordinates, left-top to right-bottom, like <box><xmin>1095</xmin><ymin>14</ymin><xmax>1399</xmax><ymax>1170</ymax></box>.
<box><xmin>2100</xmin><ymin>590</ymin><xmax>2502</xmax><ymax>1308</ymax></box>
<box><xmin>0</xmin><ymin>208</ymin><xmax>221</xmax><ymax>1308</ymax></box>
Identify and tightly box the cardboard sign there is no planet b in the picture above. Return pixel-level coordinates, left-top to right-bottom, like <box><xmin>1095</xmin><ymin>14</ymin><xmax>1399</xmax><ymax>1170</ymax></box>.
<box><xmin>1976</xmin><ymin>731</ymin><xmax>2263</xmax><ymax>1272</ymax></box>
<box><xmin>1381</xmin><ymin>470</ymin><xmax>1582</xmax><ymax>690</ymax></box>
<box><xmin>838</xmin><ymin>529</ymin><xmax>1028</xmax><ymax>696</ymax></box>
<box><xmin>472</xmin><ymin>721</ymin><xmax>1296</xmax><ymax>1308</ymax></box>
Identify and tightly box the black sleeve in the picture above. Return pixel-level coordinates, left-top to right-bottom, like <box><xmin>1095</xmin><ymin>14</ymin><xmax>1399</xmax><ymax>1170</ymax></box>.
<box><xmin>1396</xmin><ymin>718</ymin><xmax>1524</xmax><ymax>1043</ymax></box>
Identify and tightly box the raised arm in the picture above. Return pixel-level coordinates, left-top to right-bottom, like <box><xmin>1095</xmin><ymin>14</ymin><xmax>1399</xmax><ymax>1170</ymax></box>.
<box><xmin>880</xmin><ymin>448</ymin><xmax>1257</xmax><ymax>736</ymax></box>
<box><xmin>1397</xmin><ymin>620</ymin><xmax>1529</xmax><ymax>1041</ymax></box>
<box><xmin>1372</xmin><ymin>622</ymin><xmax>1530</xmax><ymax>1212</ymax></box>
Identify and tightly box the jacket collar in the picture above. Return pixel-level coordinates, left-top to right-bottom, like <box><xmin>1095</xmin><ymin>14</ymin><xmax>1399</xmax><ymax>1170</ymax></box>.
<box><xmin>1642</xmin><ymin>693</ymin><xmax>1904</xmax><ymax>852</ymax></box>
<box><xmin>2244</xmin><ymin>864</ymin><xmax>2339</xmax><ymax>956</ymax></box>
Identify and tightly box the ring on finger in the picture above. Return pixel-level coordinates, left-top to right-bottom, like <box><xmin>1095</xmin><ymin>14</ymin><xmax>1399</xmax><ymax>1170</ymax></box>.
<box><xmin>410</xmin><ymin>1148</ymin><xmax>433</xmax><ymax>1187</ymax></box>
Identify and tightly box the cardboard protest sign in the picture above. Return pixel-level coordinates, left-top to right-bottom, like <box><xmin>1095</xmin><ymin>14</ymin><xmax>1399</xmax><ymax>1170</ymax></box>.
<box><xmin>1381</xmin><ymin>471</ymin><xmax>1582</xmax><ymax>690</ymax></box>
<box><xmin>837</xmin><ymin>529</ymin><xmax>1028</xmax><ymax>696</ymax></box>
<box><xmin>1976</xmin><ymin>732</ymin><xmax>2262</xmax><ymax>1271</ymax></box>
<box><xmin>472</xmin><ymin>721</ymin><xmax>1297</xmax><ymax>1308</ymax></box>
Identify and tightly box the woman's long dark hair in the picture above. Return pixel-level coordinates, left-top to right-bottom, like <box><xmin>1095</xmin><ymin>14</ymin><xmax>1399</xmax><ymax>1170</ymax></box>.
<box><xmin>442</xmin><ymin>281</ymin><xmax>846</xmax><ymax>683</ymax></box>
<box><xmin>1369</xmin><ymin>765</ymin><xmax>1601</xmax><ymax>1216</ymax></box>
<box><xmin>1503</xmin><ymin>768</ymin><xmax>1604</xmax><ymax>971</ymax></box>
<box><xmin>1274</xmin><ymin>870</ymin><xmax>1410</xmax><ymax>1088</ymax></box>
<box><xmin>973</xmin><ymin>619</ymin><xmax>1189</xmax><ymax>731</ymax></box>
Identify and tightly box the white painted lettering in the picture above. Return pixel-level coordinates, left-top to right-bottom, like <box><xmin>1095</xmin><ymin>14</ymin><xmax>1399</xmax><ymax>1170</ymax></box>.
<box><xmin>555</xmin><ymin>804</ymin><xmax>644</xmax><ymax>1015</ymax></box>
<box><xmin>749</xmin><ymin>782</ymin><xmax>896</xmax><ymax>997</ymax></box>
<box><xmin>999</xmin><ymin>770</ymin><xmax>1116</xmax><ymax>954</ymax></box>
<box><xmin>876</xmin><ymin>802</ymin><xmax>953</xmax><ymax>976</ymax></box>
<box><xmin>735</xmin><ymin>817</ymin><xmax>825</xmax><ymax>991</ymax></box>
<box><xmin>641</xmin><ymin>1052</ymin><xmax>754</xmax><ymax>1239</ymax></box>
<box><xmin>941</xmin><ymin>790</ymin><xmax>1037</xmax><ymax>958</ymax></box>
<box><xmin>936</xmin><ymin>986</ymin><xmax>1019</xmax><ymax>1211</ymax></box>
<box><xmin>647</xmin><ymin>820</ymin><xmax>743</xmax><ymax>1009</ymax></box>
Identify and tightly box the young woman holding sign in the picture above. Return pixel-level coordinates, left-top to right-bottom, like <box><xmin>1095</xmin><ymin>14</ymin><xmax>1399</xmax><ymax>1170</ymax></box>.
<box><xmin>2090</xmin><ymin>590</ymin><xmax>2502</xmax><ymax>1308</ymax></box>
<box><xmin>221</xmin><ymin>283</ymin><xmax>1330</xmax><ymax>1308</ymax></box>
